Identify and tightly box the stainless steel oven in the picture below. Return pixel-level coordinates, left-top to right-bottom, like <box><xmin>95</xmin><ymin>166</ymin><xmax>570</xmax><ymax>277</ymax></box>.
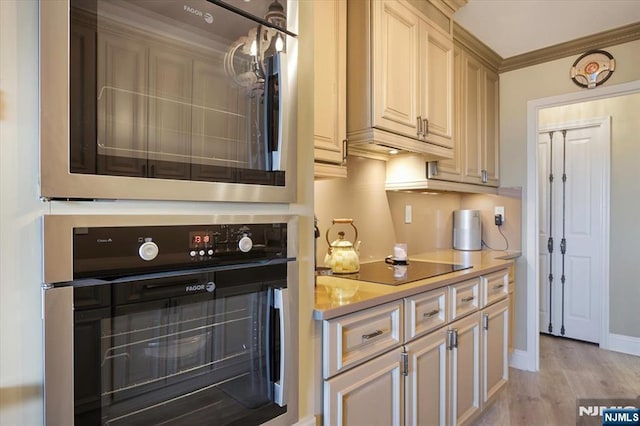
<box><xmin>42</xmin><ymin>215</ymin><xmax>298</xmax><ymax>425</ymax></box>
<box><xmin>40</xmin><ymin>0</ymin><xmax>298</xmax><ymax>202</ymax></box>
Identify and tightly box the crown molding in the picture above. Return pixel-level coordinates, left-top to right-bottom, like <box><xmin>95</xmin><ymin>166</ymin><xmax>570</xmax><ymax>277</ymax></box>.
<box><xmin>499</xmin><ymin>22</ymin><xmax>640</xmax><ymax>73</ymax></box>
<box><xmin>453</xmin><ymin>22</ymin><xmax>502</xmax><ymax>72</ymax></box>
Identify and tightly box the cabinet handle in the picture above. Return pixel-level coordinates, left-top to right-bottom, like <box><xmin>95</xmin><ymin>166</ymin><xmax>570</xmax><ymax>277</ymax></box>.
<box><xmin>423</xmin><ymin>118</ymin><xmax>429</xmax><ymax>136</ymax></box>
<box><xmin>482</xmin><ymin>169</ymin><xmax>488</xmax><ymax>183</ymax></box>
<box><xmin>423</xmin><ymin>309</ymin><xmax>440</xmax><ymax>318</ymax></box>
<box><xmin>446</xmin><ymin>329</ymin><xmax>454</xmax><ymax>350</ymax></box>
<box><xmin>362</xmin><ymin>329</ymin><xmax>383</xmax><ymax>340</ymax></box>
<box><xmin>417</xmin><ymin>116</ymin><xmax>422</xmax><ymax>137</ymax></box>
<box><xmin>342</xmin><ymin>139</ymin><xmax>348</xmax><ymax>164</ymax></box>
<box><xmin>452</xmin><ymin>328</ymin><xmax>458</xmax><ymax>348</ymax></box>
<box><xmin>492</xmin><ymin>284</ymin><xmax>505</xmax><ymax>290</ymax></box>
<box><xmin>483</xmin><ymin>313</ymin><xmax>489</xmax><ymax>330</ymax></box>
<box><xmin>461</xmin><ymin>296</ymin><xmax>475</xmax><ymax>303</ymax></box>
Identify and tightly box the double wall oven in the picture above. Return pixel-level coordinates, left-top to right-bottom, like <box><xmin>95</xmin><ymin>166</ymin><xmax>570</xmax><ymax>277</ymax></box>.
<box><xmin>42</xmin><ymin>215</ymin><xmax>298</xmax><ymax>425</ymax></box>
<box><xmin>40</xmin><ymin>0</ymin><xmax>298</xmax><ymax>202</ymax></box>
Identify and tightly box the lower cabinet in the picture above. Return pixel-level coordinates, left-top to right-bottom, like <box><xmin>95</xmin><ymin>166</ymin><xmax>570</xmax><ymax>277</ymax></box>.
<box><xmin>405</xmin><ymin>328</ymin><xmax>449</xmax><ymax>426</ymax></box>
<box><xmin>404</xmin><ymin>311</ymin><xmax>485</xmax><ymax>426</ymax></box>
<box><xmin>321</xmin><ymin>267</ymin><xmax>510</xmax><ymax>426</ymax></box>
<box><xmin>324</xmin><ymin>348</ymin><xmax>404</xmax><ymax>426</ymax></box>
<box><xmin>481</xmin><ymin>298</ymin><xmax>509</xmax><ymax>407</ymax></box>
<box><xmin>450</xmin><ymin>313</ymin><xmax>482</xmax><ymax>426</ymax></box>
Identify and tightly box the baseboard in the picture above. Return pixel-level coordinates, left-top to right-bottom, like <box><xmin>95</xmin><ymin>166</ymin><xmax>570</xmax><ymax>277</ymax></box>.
<box><xmin>509</xmin><ymin>349</ymin><xmax>531</xmax><ymax>371</ymax></box>
<box><xmin>294</xmin><ymin>415</ymin><xmax>317</xmax><ymax>426</ymax></box>
<box><xmin>606</xmin><ymin>333</ymin><xmax>640</xmax><ymax>357</ymax></box>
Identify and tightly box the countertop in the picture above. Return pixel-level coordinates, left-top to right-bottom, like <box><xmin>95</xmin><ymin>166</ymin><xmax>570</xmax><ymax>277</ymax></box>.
<box><xmin>314</xmin><ymin>249</ymin><xmax>520</xmax><ymax>320</ymax></box>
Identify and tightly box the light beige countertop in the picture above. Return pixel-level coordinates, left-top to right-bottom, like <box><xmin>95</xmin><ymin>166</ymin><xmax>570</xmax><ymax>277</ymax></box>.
<box><xmin>314</xmin><ymin>249</ymin><xmax>520</xmax><ymax>320</ymax></box>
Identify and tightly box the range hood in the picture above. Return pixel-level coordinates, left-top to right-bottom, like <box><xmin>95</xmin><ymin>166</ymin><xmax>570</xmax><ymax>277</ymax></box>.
<box><xmin>347</xmin><ymin>128</ymin><xmax>454</xmax><ymax>161</ymax></box>
<box><xmin>384</xmin><ymin>154</ymin><xmax>499</xmax><ymax>194</ymax></box>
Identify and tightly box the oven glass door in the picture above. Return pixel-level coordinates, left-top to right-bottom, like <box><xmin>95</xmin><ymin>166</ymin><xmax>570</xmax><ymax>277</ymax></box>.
<box><xmin>69</xmin><ymin>0</ymin><xmax>291</xmax><ymax>186</ymax></box>
<box><xmin>73</xmin><ymin>264</ymin><xmax>286</xmax><ymax>425</ymax></box>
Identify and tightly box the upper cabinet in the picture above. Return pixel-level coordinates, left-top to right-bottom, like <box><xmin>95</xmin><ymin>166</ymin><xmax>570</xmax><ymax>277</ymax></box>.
<box><xmin>313</xmin><ymin>0</ymin><xmax>348</xmax><ymax>178</ymax></box>
<box><xmin>386</xmin><ymin>24</ymin><xmax>501</xmax><ymax>193</ymax></box>
<box><xmin>347</xmin><ymin>0</ymin><xmax>460</xmax><ymax>160</ymax></box>
<box><xmin>428</xmin><ymin>25</ymin><xmax>501</xmax><ymax>188</ymax></box>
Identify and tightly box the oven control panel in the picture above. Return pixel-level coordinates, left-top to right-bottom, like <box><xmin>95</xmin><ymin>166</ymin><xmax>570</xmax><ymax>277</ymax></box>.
<box><xmin>72</xmin><ymin>223</ymin><xmax>288</xmax><ymax>279</ymax></box>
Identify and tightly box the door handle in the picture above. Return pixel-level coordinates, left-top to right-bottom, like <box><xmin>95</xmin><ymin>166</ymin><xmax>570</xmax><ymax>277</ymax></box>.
<box><xmin>416</xmin><ymin>116</ymin><xmax>423</xmax><ymax>137</ymax></box>
<box><xmin>342</xmin><ymin>139</ymin><xmax>348</xmax><ymax>164</ymax></box>
<box><xmin>423</xmin><ymin>118</ymin><xmax>429</xmax><ymax>136</ymax></box>
<box><xmin>273</xmin><ymin>288</ymin><xmax>289</xmax><ymax>407</ymax></box>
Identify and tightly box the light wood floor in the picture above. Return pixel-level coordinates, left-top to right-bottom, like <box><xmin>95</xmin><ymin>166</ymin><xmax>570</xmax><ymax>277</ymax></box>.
<box><xmin>473</xmin><ymin>334</ymin><xmax>640</xmax><ymax>425</ymax></box>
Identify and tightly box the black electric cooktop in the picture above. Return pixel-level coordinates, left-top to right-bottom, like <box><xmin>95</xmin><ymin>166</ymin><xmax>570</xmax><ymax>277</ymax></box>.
<box><xmin>339</xmin><ymin>260</ymin><xmax>472</xmax><ymax>286</ymax></box>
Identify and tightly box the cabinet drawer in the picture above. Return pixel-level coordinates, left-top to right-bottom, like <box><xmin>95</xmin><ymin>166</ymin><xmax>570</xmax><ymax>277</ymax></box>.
<box><xmin>404</xmin><ymin>287</ymin><xmax>447</xmax><ymax>341</ymax></box>
<box><xmin>323</xmin><ymin>300</ymin><xmax>403</xmax><ymax>379</ymax></box>
<box><xmin>482</xmin><ymin>269</ymin><xmax>509</xmax><ymax>307</ymax></box>
<box><xmin>449</xmin><ymin>278</ymin><xmax>479</xmax><ymax>321</ymax></box>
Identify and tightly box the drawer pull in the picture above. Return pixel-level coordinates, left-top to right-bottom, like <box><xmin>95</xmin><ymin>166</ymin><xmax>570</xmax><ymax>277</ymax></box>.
<box><xmin>362</xmin><ymin>330</ymin><xmax>383</xmax><ymax>340</ymax></box>
<box><xmin>492</xmin><ymin>284</ymin><xmax>505</xmax><ymax>290</ymax></box>
<box><xmin>423</xmin><ymin>309</ymin><xmax>440</xmax><ymax>318</ymax></box>
<box><xmin>461</xmin><ymin>296</ymin><xmax>475</xmax><ymax>303</ymax></box>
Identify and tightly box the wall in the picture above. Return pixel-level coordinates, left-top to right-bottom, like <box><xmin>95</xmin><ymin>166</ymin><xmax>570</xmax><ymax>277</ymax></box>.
<box><xmin>539</xmin><ymin>93</ymin><xmax>640</xmax><ymax>338</ymax></box>
<box><xmin>500</xmin><ymin>38</ymin><xmax>640</xmax><ymax>351</ymax></box>
<box><xmin>315</xmin><ymin>156</ymin><xmax>521</xmax><ymax>267</ymax></box>
<box><xmin>0</xmin><ymin>1</ymin><xmax>316</xmax><ymax>424</ymax></box>
<box><xmin>0</xmin><ymin>1</ymin><xmax>45</xmax><ymax>423</ymax></box>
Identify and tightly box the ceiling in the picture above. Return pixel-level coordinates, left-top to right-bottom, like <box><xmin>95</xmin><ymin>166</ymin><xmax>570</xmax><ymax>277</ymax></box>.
<box><xmin>453</xmin><ymin>0</ymin><xmax>640</xmax><ymax>59</ymax></box>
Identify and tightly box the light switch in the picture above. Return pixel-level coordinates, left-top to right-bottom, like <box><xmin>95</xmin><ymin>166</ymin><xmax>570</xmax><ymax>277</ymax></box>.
<box><xmin>405</xmin><ymin>205</ymin><xmax>412</xmax><ymax>224</ymax></box>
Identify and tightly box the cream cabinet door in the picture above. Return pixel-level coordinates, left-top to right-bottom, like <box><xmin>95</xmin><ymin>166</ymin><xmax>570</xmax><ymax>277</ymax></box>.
<box><xmin>482</xmin><ymin>67</ymin><xmax>500</xmax><ymax>186</ymax></box>
<box><xmin>314</xmin><ymin>0</ymin><xmax>347</xmax><ymax>176</ymax></box>
<box><xmin>324</xmin><ymin>348</ymin><xmax>404</xmax><ymax>426</ymax></box>
<box><xmin>461</xmin><ymin>52</ymin><xmax>484</xmax><ymax>186</ymax></box>
<box><xmin>428</xmin><ymin>46</ymin><xmax>463</xmax><ymax>181</ymax></box>
<box><xmin>405</xmin><ymin>329</ymin><xmax>449</xmax><ymax>426</ymax></box>
<box><xmin>482</xmin><ymin>298</ymin><xmax>509</xmax><ymax>407</ymax></box>
<box><xmin>450</xmin><ymin>312</ymin><xmax>481</xmax><ymax>426</ymax></box>
<box><xmin>372</xmin><ymin>0</ymin><xmax>421</xmax><ymax>139</ymax></box>
<box><xmin>419</xmin><ymin>20</ymin><xmax>453</xmax><ymax>149</ymax></box>
<box><xmin>462</xmin><ymin>51</ymin><xmax>499</xmax><ymax>187</ymax></box>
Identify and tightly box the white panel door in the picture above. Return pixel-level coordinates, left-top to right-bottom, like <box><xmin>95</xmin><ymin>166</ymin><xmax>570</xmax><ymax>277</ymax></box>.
<box><xmin>538</xmin><ymin>121</ymin><xmax>609</xmax><ymax>343</ymax></box>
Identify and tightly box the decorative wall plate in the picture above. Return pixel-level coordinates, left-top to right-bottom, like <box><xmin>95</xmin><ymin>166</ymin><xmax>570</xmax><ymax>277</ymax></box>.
<box><xmin>570</xmin><ymin>49</ymin><xmax>615</xmax><ymax>89</ymax></box>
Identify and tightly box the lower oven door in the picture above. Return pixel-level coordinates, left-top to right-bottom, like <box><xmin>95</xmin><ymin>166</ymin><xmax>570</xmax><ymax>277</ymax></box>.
<box><xmin>44</xmin><ymin>263</ymin><xmax>289</xmax><ymax>426</ymax></box>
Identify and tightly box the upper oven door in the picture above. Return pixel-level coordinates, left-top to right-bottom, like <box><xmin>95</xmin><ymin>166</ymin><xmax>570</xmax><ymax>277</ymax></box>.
<box><xmin>40</xmin><ymin>0</ymin><xmax>298</xmax><ymax>202</ymax></box>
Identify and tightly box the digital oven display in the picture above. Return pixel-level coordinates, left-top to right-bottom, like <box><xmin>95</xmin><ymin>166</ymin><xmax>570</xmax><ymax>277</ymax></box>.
<box><xmin>189</xmin><ymin>231</ymin><xmax>214</xmax><ymax>248</ymax></box>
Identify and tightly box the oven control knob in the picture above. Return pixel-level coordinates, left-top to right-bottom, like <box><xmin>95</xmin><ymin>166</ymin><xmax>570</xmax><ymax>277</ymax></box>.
<box><xmin>238</xmin><ymin>235</ymin><xmax>253</xmax><ymax>253</ymax></box>
<box><xmin>139</xmin><ymin>241</ymin><xmax>159</xmax><ymax>261</ymax></box>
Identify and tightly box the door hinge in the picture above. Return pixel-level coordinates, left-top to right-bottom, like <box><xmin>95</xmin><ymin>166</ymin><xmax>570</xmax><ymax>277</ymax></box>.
<box><xmin>401</xmin><ymin>352</ymin><xmax>409</xmax><ymax>376</ymax></box>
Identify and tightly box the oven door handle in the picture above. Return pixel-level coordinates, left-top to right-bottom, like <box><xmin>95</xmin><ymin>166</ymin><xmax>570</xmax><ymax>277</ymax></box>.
<box><xmin>274</xmin><ymin>287</ymin><xmax>289</xmax><ymax>407</ymax></box>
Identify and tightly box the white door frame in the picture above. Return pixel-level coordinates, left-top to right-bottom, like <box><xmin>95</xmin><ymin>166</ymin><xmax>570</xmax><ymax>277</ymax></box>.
<box><xmin>525</xmin><ymin>79</ymin><xmax>640</xmax><ymax>372</ymax></box>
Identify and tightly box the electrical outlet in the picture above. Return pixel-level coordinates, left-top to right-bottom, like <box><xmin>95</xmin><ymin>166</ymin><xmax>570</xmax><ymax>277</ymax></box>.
<box><xmin>494</xmin><ymin>206</ymin><xmax>505</xmax><ymax>224</ymax></box>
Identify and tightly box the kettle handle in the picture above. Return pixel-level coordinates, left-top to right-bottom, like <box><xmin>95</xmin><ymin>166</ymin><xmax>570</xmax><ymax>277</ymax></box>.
<box><xmin>325</xmin><ymin>219</ymin><xmax>359</xmax><ymax>247</ymax></box>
